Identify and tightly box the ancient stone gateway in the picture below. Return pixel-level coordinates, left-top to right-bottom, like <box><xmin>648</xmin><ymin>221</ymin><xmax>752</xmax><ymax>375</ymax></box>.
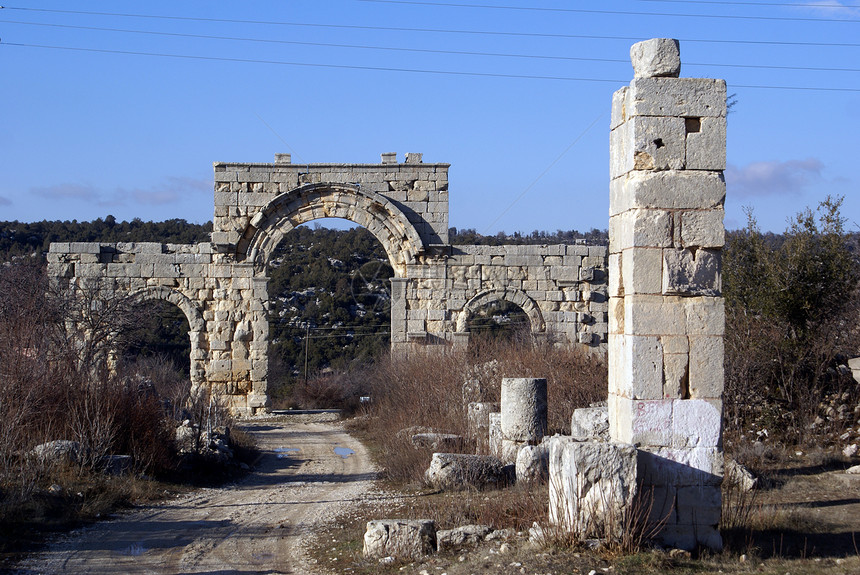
<box><xmin>48</xmin><ymin>155</ymin><xmax>608</xmax><ymax>414</ymax></box>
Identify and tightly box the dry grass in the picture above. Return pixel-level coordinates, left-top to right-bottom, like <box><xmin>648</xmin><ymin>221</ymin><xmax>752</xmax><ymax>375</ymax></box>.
<box><xmin>360</xmin><ymin>337</ymin><xmax>606</xmax><ymax>485</ymax></box>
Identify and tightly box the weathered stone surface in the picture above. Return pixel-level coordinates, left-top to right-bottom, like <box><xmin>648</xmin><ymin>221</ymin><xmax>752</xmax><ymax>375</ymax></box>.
<box><xmin>30</xmin><ymin>440</ymin><xmax>81</xmax><ymax>465</ymax></box>
<box><xmin>662</xmin><ymin>248</ymin><xmax>721</xmax><ymax>296</ymax></box>
<box><xmin>571</xmin><ymin>407</ymin><xmax>610</xmax><ymax>442</ymax></box>
<box><xmin>630</xmin><ymin>38</ymin><xmax>681</xmax><ymax>79</ymax></box>
<box><xmin>488</xmin><ymin>412</ymin><xmax>502</xmax><ymax>459</ymax></box>
<box><xmin>548</xmin><ymin>438</ymin><xmax>638</xmax><ymax>539</ymax></box>
<box><xmin>516</xmin><ymin>443</ymin><xmax>549</xmax><ymax>483</ymax></box>
<box><xmin>363</xmin><ymin>519</ymin><xmax>436</xmax><ymax>559</ymax></box>
<box><xmin>724</xmin><ymin>459</ymin><xmax>757</xmax><ymax>492</ymax></box>
<box><xmin>436</xmin><ymin>524</ymin><xmax>493</xmax><ymax>551</ymax></box>
<box><xmin>501</xmin><ymin>378</ymin><xmax>548</xmax><ymax>443</ymax></box>
<box><xmin>424</xmin><ymin>453</ymin><xmax>512</xmax><ymax>490</ymax></box>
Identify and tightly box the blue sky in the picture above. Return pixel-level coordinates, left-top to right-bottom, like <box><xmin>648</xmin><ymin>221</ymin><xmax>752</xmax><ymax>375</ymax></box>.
<box><xmin>1</xmin><ymin>1</ymin><xmax>858</xmax><ymax>234</ymax></box>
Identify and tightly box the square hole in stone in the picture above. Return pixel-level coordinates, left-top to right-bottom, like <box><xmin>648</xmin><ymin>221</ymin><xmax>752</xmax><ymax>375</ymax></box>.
<box><xmin>685</xmin><ymin>117</ymin><xmax>701</xmax><ymax>134</ymax></box>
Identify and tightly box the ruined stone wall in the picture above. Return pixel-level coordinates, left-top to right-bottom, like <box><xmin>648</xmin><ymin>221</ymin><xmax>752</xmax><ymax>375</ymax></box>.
<box><xmin>396</xmin><ymin>244</ymin><xmax>608</xmax><ymax>348</ymax></box>
<box><xmin>48</xmin><ymin>154</ymin><xmax>608</xmax><ymax>414</ymax></box>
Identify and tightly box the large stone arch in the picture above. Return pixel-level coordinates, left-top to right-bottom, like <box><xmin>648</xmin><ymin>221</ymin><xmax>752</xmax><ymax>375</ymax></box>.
<box><xmin>237</xmin><ymin>182</ymin><xmax>425</xmax><ymax>277</ymax></box>
<box><xmin>456</xmin><ymin>288</ymin><xmax>546</xmax><ymax>334</ymax></box>
<box><xmin>128</xmin><ymin>286</ymin><xmax>206</xmax><ymax>385</ymax></box>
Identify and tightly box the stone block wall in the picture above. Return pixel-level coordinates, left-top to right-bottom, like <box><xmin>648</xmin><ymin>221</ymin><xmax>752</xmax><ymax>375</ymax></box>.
<box><xmin>212</xmin><ymin>152</ymin><xmax>450</xmax><ymax>250</ymax></box>
<box><xmin>398</xmin><ymin>243</ymin><xmax>609</xmax><ymax>349</ymax></box>
<box><xmin>608</xmin><ymin>38</ymin><xmax>726</xmax><ymax>550</ymax></box>
<box><xmin>48</xmin><ymin>155</ymin><xmax>609</xmax><ymax>414</ymax></box>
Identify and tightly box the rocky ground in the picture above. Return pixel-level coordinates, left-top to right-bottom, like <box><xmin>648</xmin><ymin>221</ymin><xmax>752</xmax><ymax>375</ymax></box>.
<box><xmin>13</xmin><ymin>413</ymin><xmax>860</xmax><ymax>575</ymax></box>
<box><xmin>12</xmin><ymin>412</ymin><xmax>376</xmax><ymax>575</ymax></box>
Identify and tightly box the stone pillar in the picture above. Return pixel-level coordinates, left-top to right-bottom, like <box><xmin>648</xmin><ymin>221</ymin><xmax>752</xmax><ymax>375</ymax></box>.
<box><xmin>500</xmin><ymin>377</ymin><xmax>547</xmax><ymax>463</ymax></box>
<box><xmin>608</xmin><ymin>38</ymin><xmax>726</xmax><ymax>551</ymax></box>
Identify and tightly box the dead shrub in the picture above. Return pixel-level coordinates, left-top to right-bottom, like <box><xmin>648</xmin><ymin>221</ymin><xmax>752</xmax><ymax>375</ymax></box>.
<box><xmin>363</xmin><ymin>338</ymin><xmax>606</xmax><ymax>485</ymax></box>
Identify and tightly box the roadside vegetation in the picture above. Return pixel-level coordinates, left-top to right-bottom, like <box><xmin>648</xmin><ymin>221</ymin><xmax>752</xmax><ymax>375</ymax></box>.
<box><xmin>0</xmin><ymin>262</ymin><xmax>255</xmax><ymax>564</ymax></box>
<box><xmin>2</xmin><ymin>201</ymin><xmax>860</xmax><ymax>572</ymax></box>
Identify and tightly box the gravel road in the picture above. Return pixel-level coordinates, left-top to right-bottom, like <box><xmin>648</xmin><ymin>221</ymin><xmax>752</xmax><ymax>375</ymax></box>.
<box><xmin>15</xmin><ymin>412</ymin><xmax>376</xmax><ymax>575</ymax></box>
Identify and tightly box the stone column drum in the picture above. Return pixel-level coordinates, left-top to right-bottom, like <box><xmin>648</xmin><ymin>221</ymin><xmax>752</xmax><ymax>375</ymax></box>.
<box><xmin>500</xmin><ymin>377</ymin><xmax>547</xmax><ymax>463</ymax></box>
<box><xmin>608</xmin><ymin>38</ymin><xmax>726</xmax><ymax>551</ymax></box>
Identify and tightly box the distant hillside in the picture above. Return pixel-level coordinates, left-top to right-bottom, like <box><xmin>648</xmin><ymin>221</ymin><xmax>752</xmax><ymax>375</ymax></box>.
<box><xmin>0</xmin><ymin>216</ymin><xmax>212</xmax><ymax>261</ymax></box>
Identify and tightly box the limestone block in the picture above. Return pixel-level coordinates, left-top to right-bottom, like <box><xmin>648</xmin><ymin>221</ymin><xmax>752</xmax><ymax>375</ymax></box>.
<box><xmin>672</xmin><ymin>399</ymin><xmax>721</xmax><ymax>448</ymax></box>
<box><xmin>618</xmin><ymin>335</ymin><xmax>663</xmax><ymax>399</ymax></box>
<box><xmin>424</xmin><ymin>453</ymin><xmax>512</xmax><ymax>490</ymax></box>
<box><xmin>436</xmin><ymin>525</ymin><xmax>492</xmax><ymax>552</ymax></box>
<box><xmin>686</xmin><ymin>116</ymin><xmax>726</xmax><ymax>171</ymax></box>
<box><xmin>516</xmin><ymin>443</ymin><xmax>549</xmax><ymax>483</ymax></box>
<box><xmin>688</xmin><ymin>336</ymin><xmax>724</xmax><ymax>398</ymax></box>
<box><xmin>363</xmin><ymin>519</ymin><xmax>436</xmax><ymax>559</ymax></box>
<box><xmin>548</xmin><ymin>438</ymin><xmax>637</xmax><ymax>539</ymax></box>
<box><xmin>679</xmin><ymin>209</ymin><xmax>725</xmax><ymax>248</ymax></box>
<box><xmin>630</xmin><ymin>38</ymin><xmax>681</xmax><ymax>79</ymax></box>
<box><xmin>616</xmin><ymin>116</ymin><xmax>687</xmax><ymax>175</ymax></box>
<box><xmin>611</xmin><ymin>86</ymin><xmax>629</xmax><ymax>130</ymax></box>
<box><xmin>608</xmin><ymin>254</ymin><xmax>622</xmax><ymax>298</ymax></box>
<box><xmin>488</xmin><ymin>412</ymin><xmax>502</xmax><ymax>459</ymax></box>
<box><xmin>662</xmin><ymin>248</ymin><xmax>721</xmax><ymax>296</ymax></box>
<box><xmin>621</xmin><ymin>247</ymin><xmax>663</xmax><ymax>295</ymax></box>
<box><xmin>500</xmin><ymin>439</ymin><xmax>524</xmax><ymax>465</ymax></box>
<box><xmin>571</xmin><ymin>407</ymin><xmax>610</xmax><ymax>442</ymax></box>
<box><xmin>610</xmin><ymin>209</ymin><xmax>673</xmax><ymax>250</ymax></box>
<box><xmin>623</xmin><ymin>295</ymin><xmax>686</xmax><ymax>336</ymax></box>
<box><xmin>676</xmin><ymin>484</ymin><xmax>721</xmax><ymax>526</ymax></box>
<box><xmin>467</xmin><ymin>402</ymin><xmax>500</xmax><ymax>443</ymax></box>
<box><xmin>662</xmin><ymin>351</ymin><xmax>689</xmax><ymax>399</ymax></box>
<box><xmin>610</xmin><ymin>396</ymin><xmax>673</xmax><ymax>446</ymax></box>
<box><xmin>501</xmin><ymin>378</ymin><xmax>547</xmax><ymax>443</ymax></box>
<box><xmin>627</xmin><ymin>78</ymin><xmax>727</xmax><ymax>118</ymax></box>
<box><xmin>610</xmin><ymin>170</ymin><xmax>725</xmax><ymax>216</ymax></box>
<box><xmin>684</xmin><ymin>297</ymin><xmax>725</xmax><ymax>336</ymax></box>
<box><xmin>637</xmin><ymin>446</ymin><xmax>723</xmax><ymax>487</ymax></box>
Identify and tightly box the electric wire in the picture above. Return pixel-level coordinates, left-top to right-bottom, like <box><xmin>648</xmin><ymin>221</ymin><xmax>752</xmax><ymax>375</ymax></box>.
<box><xmin>3</xmin><ymin>42</ymin><xmax>859</xmax><ymax>92</ymax></box>
<box><xmin>636</xmin><ymin>0</ymin><xmax>860</xmax><ymax>8</ymax></box>
<box><xmin>4</xmin><ymin>19</ymin><xmax>860</xmax><ymax>73</ymax></box>
<box><xmin>3</xmin><ymin>6</ymin><xmax>860</xmax><ymax>48</ymax></box>
<box><xmin>355</xmin><ymin>0</ymin><xmax>860</xmax><ymax>22</ymax></box>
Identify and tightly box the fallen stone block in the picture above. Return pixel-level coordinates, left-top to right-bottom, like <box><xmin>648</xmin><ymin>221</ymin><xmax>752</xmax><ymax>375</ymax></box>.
<box><xmin>436</xmin><ymin>524</ymin><xmax>493</xmax><ymax>551</ymax></box>
<box><xmin>424</xmin><ymin>453</ymin><xmax>513</xmax><ymax>491</ymax></box>
<box><xmin>29</xmin><ymin>440</ymin><xmax>82</xmax><ymax>466</ymax></box>
<box><xmin>571</xmin><ymin>407</ymin><xmax>610</xmax><ymax>442</ymax></box>
<box><xmin>362</xmin><ymin>519</ymin><xmax>436</xmax><ymax>560</ymax></box>
<box><xmin>548</xmin><ymin>438</ymin><xmax>637</xmax><ymax>540</ymax></box>
<box><xmin>516</xmin><ymin>443</ymin><xmax>549</xmax><ymax>484</ymax></box>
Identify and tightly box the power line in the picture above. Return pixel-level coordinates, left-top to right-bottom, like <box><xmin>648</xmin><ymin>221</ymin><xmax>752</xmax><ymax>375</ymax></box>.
<box><xmin>636</xmin><ymin>0</ymin><xmax>860</xmax><ymax>8</ymax></box>
<box><xmin>355</xmin><ymin>0</ymin><xmax>860</xmax><ymax>22</ymax></box>
<box><xmin>4</xmin><ymin>42</ymin><xmax>859</xmax><ymax>92</ymax></box>
<box><xmin>0</xmin><ymin>42</ymin><xmax>625</xmax><ymax>84</ymax></box>
<box><xmin>3</xmin><ymin>7</ymin><xmax>860</xmax><ymax>48</ymax></box>
<box><xmin>4</xmin><ymin>19</ymin><xmax>860</xmax><ymax>73</ymax></box>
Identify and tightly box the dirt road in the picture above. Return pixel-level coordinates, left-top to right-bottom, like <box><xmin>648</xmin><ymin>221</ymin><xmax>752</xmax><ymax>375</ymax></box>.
<box><xmin>15</xmin><ymin>413</ymin><xmax>376</xmax><ymax>575</ymax></box>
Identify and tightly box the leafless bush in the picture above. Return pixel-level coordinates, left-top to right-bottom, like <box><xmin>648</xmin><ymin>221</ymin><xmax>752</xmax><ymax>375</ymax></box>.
<box><xmin>363</xmin><ymin>339</ymin><xmax>606</xmax><ymax>484</ymax></box>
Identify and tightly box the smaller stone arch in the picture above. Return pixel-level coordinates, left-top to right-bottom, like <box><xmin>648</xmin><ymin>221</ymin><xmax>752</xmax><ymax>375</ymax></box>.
<box><xmin>128</xmin><ymin>286</ymin><xmax>206</xmax><ymax>385</ymax></box>
<box><xmin>456</xmin><ymin>288</ymin><xmax>546</xmax><ymax>334</ymax></box>
<box><xmin>237</xmin><ymin>182</ymin><xmax>425</xmax><ymax>277</ymax></box>
<box><xmin>129</xmin><ymin>286</ymin><xmax>205</xmax><ymax>333</ymax></box>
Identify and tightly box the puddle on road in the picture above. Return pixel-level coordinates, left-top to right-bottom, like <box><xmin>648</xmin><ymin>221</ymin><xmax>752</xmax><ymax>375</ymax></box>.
<box><xmin>333</xmin><ymin>446</ymin><xmax>355</xmax><ymax>459</ymax></box>
<box><xmin>275</xmin><ymin>447</ymin><xmax>300</xmax><ymax>459</ymax></box>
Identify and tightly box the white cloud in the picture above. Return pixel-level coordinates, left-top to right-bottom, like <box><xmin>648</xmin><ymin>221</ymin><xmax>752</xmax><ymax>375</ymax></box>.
<box><xmin>725</xmin><ymin>158</ymin><xmax>824</xmax><ymax>198</ymax></box>
<box><xmin>32</xmin><ymin>183</ymin><xmax>100</xmax><ymax>201</ymax></box>
<box><xmin>799</xmin><ymin>1</ymin><xmax>860</xmax><ymax>18</ymax></box>
<box><xmin>29</xmin><ymin>176</ymin><xmax>211</xmax><ymax>208</ymax></box>
<box><xmin>128</xmin><ymin>177</ymin><xmax>210</xmax><ymax>206</ymax></box>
